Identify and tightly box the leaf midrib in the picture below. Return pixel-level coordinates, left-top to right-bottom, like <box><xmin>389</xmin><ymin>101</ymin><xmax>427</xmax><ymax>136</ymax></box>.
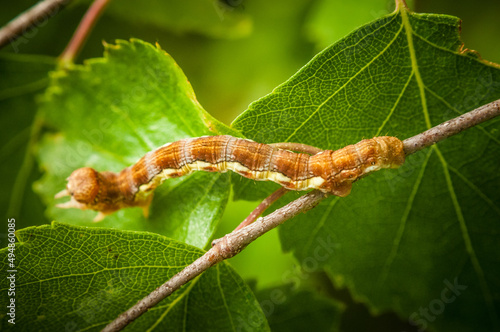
<box><xmin>400</xmin><ymin>5</ymin><xmax>498</xmax><ymax>327</ymax></box>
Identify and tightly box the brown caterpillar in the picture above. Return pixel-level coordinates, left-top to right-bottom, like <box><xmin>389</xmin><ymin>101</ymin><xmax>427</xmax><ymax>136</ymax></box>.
<box><xmin>55</xmin><ymin>135</ymin><xmax>405</xmax><ymax>221</ymax></box>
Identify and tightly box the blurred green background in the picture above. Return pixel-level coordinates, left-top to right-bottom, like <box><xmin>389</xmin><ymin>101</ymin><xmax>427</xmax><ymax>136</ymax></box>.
<box><xmin>1</xmin><ymin>0</ymin><xmax>499</xmax><ymax>330</ymax></box>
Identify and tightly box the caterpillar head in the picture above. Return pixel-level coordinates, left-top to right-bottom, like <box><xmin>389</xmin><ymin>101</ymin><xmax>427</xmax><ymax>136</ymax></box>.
<box><xmin>374</xmin><ymin>136</ymin><xmax>406</xmax><ymax>168</ymax></box>
<box><xmin>55</xmin><ymin>167</ymin><xmax>102</xmax><ymax>218</ymax></box>
<box><xmin>55</xmin><ymin>167</ymin><xmax>151</xmax><ymax>222</ymax></box>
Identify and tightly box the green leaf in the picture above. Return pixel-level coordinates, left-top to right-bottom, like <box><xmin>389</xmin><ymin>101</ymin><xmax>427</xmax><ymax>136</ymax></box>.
<box><xmin>0</xmin><ymin>53</ymin><xmax>55</xmax><ymax>234</ymax></box>
<box><xmin>233</xmin><ymin>5</ymin><xmax>500</xmax><ymax>332</ymax></box>
<box><xmin>255</xmin><ymin>284</ymin><xmax>343</xmax><ymax>332</ymax></box>
<box><xmin>103</xmin><ymin>0</ymin><xmax>252</xmax><ymax>39</ymax></box>
<box><xmin>0</xmin><ymin>222</ymin><xmax>269</xmax><ymax>331</ymax></box>
<box><xmin>36</xmin><ymin>39</ymin><xmax>236</xmax><ymax>248</ymax></box>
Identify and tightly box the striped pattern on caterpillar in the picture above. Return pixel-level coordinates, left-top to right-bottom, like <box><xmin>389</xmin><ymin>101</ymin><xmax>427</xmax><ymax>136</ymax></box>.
<box><xmin>55</xmin><ymin>135</ymin><xmax>405</xmax><ymax>221</ymax></box>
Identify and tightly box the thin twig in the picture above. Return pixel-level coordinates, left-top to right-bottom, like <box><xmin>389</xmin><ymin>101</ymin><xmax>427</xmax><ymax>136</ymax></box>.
<box><xmin>403</xmin><ymin>99</ymin><xmax>500</xmax><ymax>156</ymax></box>
<box><xmin>104</xmin><ymin>98</ymin><xmax>500</xmax><ymax>332</ymax></box>
<box><xmin>59</xmin><ymin>0</ymin><xmax>111</xmax><ymax>64</ymax></box>
<box><xmin>211</xmin><ymin>187</ymin><xmax>289</xmax><ymax>250</ymax></box>
<box><xmin>0</xmin><ymin>0</ymin><xmax>71</xmax><ymax>50</ymax></box>
<box><xmin>234</xmin><ymin>187</ymin><xmax>289</xmax><ymax>231</ymax></box>
<box><xmin>102</xmin><ymin>190</ymin><xmax>327</xmax><ymax>332</ymax></box>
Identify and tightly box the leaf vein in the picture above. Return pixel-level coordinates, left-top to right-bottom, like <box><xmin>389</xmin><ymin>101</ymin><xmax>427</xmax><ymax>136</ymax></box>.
<box><xmin>377</xmin><ymin>148</ymin><xmax>432</xmax><ymax>286</ymax></box>
<box><xmin>284</xmin><ymin>18</ymin><xmax>405</xmax><ymax>142</ymax></box>
<box><xmin>434</xmin><ymin>146</ymin><xmax>499</xmax><ymax>328</ymax></box>
<box><xmin>375</xmin><ymin>71</ymin><xmax>415</xmax><ymax>136</ymax></box>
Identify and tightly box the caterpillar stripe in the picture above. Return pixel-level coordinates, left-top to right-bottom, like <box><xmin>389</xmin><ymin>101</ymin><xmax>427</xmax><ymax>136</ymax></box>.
<box><xmin>55</xmin><ymin>135</ymin><xmax>405</xmax><ymax>221</ymax></box>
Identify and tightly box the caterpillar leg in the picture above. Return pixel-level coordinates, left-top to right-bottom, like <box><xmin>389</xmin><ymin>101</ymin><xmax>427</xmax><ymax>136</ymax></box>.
<box><xmin>269</xmin><ymin>142</ymin><xmax>323</xmax><ymax>155</ymax></box>
<box><xmin>91</xmin><ymin>195</ymin><xmax>152</xmax><ymax>222</ymax></box>
<box><xmin>55</xmin><ymin>189</ymin><xmax>87</xmax><ymax>210</ymax></box>
<box><xmin>141</xmin><ymin>205</ymin><xmax>150</xmax><ymax>218</ymax></box>
<box><xmin>93</xmin><ymin>212</ymin><xmax>108</xmax><ymax>222</ymax></box>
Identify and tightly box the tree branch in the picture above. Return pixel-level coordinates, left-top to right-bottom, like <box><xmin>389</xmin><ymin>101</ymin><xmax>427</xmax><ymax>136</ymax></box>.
<box><xmin>0</xmin><ymin>0</ymin><xmax>71</xmax><ymax>50</ymax></box>
<box><xmin>103</xmin><ymin>98</ymin><xmax>500</xmax><ymax>332</ymax></box>
<box><xmin>102</xmin><ymin>190</ymin><xmax>327</xmax><ymax>332</ymax></box>
<box><xmin>403</xmin><ymin>99</ymin><xmax>500</xmax><ymax>155</ymax></box>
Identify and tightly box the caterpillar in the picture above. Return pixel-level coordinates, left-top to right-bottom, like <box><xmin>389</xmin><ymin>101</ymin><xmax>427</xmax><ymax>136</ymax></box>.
<box><xmin>55</xmin><ymin>135</ymin><xmax>405</xmax><ymax>221</ymax></box>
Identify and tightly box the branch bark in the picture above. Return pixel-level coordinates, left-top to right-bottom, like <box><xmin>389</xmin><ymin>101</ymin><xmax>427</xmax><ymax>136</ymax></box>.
<box><xmin>403</xmin><ymin>99</ymin><xmax>500</xmax><ymax>155</ymax></box>
<box><xmin>103</xmin><ymin>98</ymin><xmax>500</xmax><ymax>332</ymax></box>
<box><xmin>0</xmin><ymin>0</ymin><xmax>71</xmax><ymax>50</ymax></box>
<box><xmin>102</xmin><ymin>190</ymin><xmax>327</xmax><ymax>332</ymax></box>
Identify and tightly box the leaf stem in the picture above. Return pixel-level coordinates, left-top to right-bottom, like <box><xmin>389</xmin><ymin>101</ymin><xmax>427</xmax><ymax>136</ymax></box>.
<box><xmin>395</xmin><ymin>0</ymin><xmax>409</xmax><ymax>11</ymax></box>
<box><xmin>104</xmin><ymin>98</ymin><xmax>500</xmax><ymax>332</ymax></box>
<box><xmin>403</xmin><ymin>98</ymin><xmax>500</xmax><ymax>156</ymax></box>
<box><xmin>0</xmin><ymin>0</ymin><xmax>71</xmax><ymax>50</ymax></box>
<box><xmin>59</xmin><ymin>0</ymin><xmax>111</xmax><ymax>65</ymax></box>
<box><xmin>233</xmin><ymin>187</ymin><xmax>289</xmax><ymax>232</ymax></box>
